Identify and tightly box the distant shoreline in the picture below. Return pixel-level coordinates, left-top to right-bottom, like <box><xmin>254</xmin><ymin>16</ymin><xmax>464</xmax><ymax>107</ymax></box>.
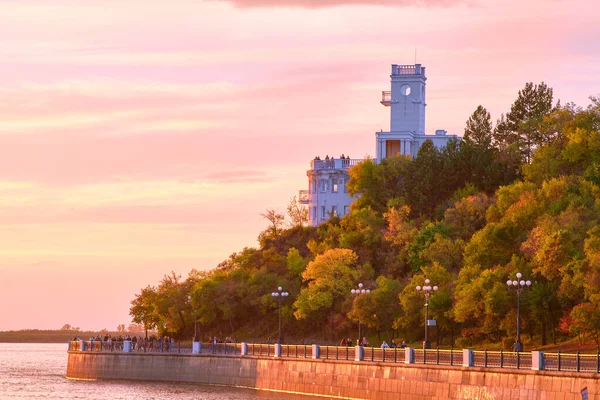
<box><xmin>0</xmin><ymin>330</ymin><xmax>130</xmax><ymax>343</ymax></box>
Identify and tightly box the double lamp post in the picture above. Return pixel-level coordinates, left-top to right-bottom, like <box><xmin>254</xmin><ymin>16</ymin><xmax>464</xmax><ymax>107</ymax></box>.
<box><xmin>506</xmin><ymin>272</ymin><xmax>531</xmax><ymax>352</ymax></box>
<box><xmin>271</xmin><ymin>287</ymin><xmax>289</xmax><ymax>345</ymax></box>
<box><xmin>416</xmin><ymin>279</ymin><xmax>437</xmax><ymax>350</ymax></box>
<box><xmin>187</xmin><ymin>295</ymin><xmax>198</xmax><ymax>342</ymax></box>
<box><xmin>351</xmin><ymin>283</ymin><xmax>370</xmax><ymax>345</ymax></box>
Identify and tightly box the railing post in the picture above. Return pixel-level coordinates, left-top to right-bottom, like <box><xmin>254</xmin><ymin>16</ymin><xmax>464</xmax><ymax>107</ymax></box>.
<box><xmin>394</xmin><ymin>348</ymin><xmax>397</xmax><ymax>363</ymax></box>
<box><xmin>450</xmin><ymin>346</ymin><xmax>453</xmax><ymax>365</ymax></box>
<box><xmin>404</xmin><ymin>347</ymin><xmax>414</xmax><ymax>364</ymax></box>
<box><xmin>436</xmin><ymin>348</ymin><xmax>440</xmax><ymax>365</ymax></box>
<box><xmin>517</xmin><ymin>351</ymin><xmax>520</xmax><ymax>369</ymax></box>
<box><xmin>484</xmin><ymin>349</ymin><xmax>488</xmax><ymax>367</ymax></box>
<box><xmin>463</xmin><ymin>349</ymin><xmax>474</xmax><ymax>367</ymax></box>
<box><xmin>274</xmin><ymin>343</ymin><xmax>282</xmax><ymax>357</ymax></box>
<box><xmin>355</xmin><ymin>346</ymin><xmax>364</xmax><ymax>361</ymax></box>
<box><xmin>531</xmin><ymin>351</ymin><xmax>544</xmax><ymax>371</ymax></box>
<box><xmin>383</xmin><ymin>348</ymin><xmax>386</xmax><ymax>362</ymax></box>
<box><xmin>557</xmin><ymin>350</ymin><xmax>561</xmax><ymax>371</ymax></box>
<box><xmin>192</xmin><ymin>341</ymin><xmax>201</xmax><ymax>354</ymax></box>
<box><xmin>312</xmin><ymin>344</ymin><xmax>320</xmax><ymax>359</ymax></box>
<box><xmin>371</xmin><ymin>346</ymin><xmax>374</xmax><ymax>362</ymax></box>
<box><xmin>597</xmin><ymin>350</ymin><xmax>599</xmax><ymax>373</ymax></box>
<box><xmin>500</xmin><ymin>350</ymin><xmax>504</xmax><ymax>368</ymax></box>
<box><xmin>326</xmin><ymin>346</ymin><xmax>329</xmax><ymax>359</ymax></box>
<box><xmin>577</xmin><ymin>351</ymin><xmax>580</xmax><ymax>372</ymax></box>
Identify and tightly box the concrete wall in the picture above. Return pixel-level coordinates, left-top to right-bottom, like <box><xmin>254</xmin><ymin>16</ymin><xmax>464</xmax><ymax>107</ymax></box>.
<box><xmin>67</xmin><ymin>351</ymin><xmax>599</xmax><ymax>399</ymax></box>
<box><xmin>67</xmin><ymin>351</ymin><xmax>600</xmax><ymax>400</ymax></box>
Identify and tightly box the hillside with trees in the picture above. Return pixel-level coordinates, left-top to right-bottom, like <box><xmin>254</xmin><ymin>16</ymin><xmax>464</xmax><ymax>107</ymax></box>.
<box><xmin>130</xmin><ymin>84</ymin><xmax>600</xmax><ymax>350</ymax></box>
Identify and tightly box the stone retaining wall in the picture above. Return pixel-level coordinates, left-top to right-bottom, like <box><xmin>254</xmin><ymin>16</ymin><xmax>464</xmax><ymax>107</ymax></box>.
<box><xmin>66</xmin><ymin>351</ymin><xmax>599</xmax><ymax>399</ymax></box>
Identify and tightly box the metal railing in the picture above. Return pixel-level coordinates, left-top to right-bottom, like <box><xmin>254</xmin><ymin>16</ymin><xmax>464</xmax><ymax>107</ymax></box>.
<box><xmin>70</xmin><ymin>340</ymin><xmax>240</xmax><ymax>355</ymax></box>
<box><xmin>311</xmin><ymin>158</ymin><xmax>363</xmax><ymax>170</ymax></box>
<box><xmin>321</xmin><ymin>346</ymin><xmax>353</xmax><ymax>361</ymax></box>
<box><xmin>279</xmin><ymin>344</ymin><xmax>312</xmax><ymax>359</ymax></box>
<box><xmin>472</xmin><ymin>350</ymin><xmax>532</xmax><ymax>369</ymax></box>
<box><xmin>364</xmin><ymin>347</ymin><xmax>406</xmax><ymax>363</ymax></box>
<box><xmin>381</xmin><ymin>91</ymin><xmax>392</xmax><ymax>103</ymax></box>
<box><xmin>544</xmin><ymin>351</ymin><xmax>600</xmax><ymax>373</ymax></box>
<box><xmin>414</xmin><ymin>348</ymin><xmax>462</xmax><ymax>365</ymax></box>
<box><xmin>298</xmin><ymin>190</ymin><xmax>310</xmax><ymax>204</ymax></box>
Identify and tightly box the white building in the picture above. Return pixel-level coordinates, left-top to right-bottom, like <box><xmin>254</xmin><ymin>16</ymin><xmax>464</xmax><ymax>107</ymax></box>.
<box><xmin>299</xmin><ymin>64</ymin><xmax>459</xmax><ymax>227</ymax></box>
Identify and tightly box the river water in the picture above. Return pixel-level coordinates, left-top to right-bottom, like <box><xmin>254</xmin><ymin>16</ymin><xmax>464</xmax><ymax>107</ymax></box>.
<box><xmin>0</xmin><ymin>343</ymin><xmax>314</xmax><ymax>399</ymax></box>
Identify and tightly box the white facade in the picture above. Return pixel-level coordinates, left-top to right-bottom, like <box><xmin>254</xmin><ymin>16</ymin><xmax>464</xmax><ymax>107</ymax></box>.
<box><xmin>299</xmin><ymin>64</ymin><xmax>460</xmax><ymax>226</ymax></box>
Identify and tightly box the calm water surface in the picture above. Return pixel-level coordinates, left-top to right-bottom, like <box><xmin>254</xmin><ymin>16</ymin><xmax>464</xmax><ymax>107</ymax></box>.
<box><xmin>0</xmin><ymin>343</ymin><xmax>318</xmax><ymax>399</ymax></box>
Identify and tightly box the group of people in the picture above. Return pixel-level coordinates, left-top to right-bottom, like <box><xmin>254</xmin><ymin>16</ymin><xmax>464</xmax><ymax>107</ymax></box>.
<box><xmin>313</xmin><ymin>154</ymin><xmax>353</xmax><ymax>169</ymax></box>
<box><xmin>73</xmin><ymin>334</ymin><xmax>178</xmax><ymax>352</ymax></box>
<box><xmin>337</xmin><ymin>337</ymin><xmax>407</xmax><ymax>349</ymax></box>
<box><xmin>314</xmin><ymin>154</ymin><xmax>351</xmax><ymax>161</ymax></box>
<box><xmin>380</xmin><ymin>339</ymin><xmax>407</xmax><ymax>349</ymax></box>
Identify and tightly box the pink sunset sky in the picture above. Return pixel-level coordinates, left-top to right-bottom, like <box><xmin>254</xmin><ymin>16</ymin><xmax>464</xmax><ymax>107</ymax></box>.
<box><xmin>1</xmin><ymin>0</ymin><xmax>599</xmax><ymax>331</ymax></box>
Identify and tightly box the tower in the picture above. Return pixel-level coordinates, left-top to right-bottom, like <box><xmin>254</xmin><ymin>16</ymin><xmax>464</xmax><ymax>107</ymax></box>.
<box><xmin>377</xmin><ymin>64</ymin><xmax>427</xmax><ymax>160</ymax></box>
<box><xmin>299</xmin><ymin>63</ymin><xmax>458</xmax><ymax>226</ymax></box>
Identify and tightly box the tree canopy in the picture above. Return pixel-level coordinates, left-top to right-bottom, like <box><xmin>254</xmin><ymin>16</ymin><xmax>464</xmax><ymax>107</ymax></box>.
<box><xmin>129</xmin><ymin>85</ymin><xmax>600</xmax><ymax>349</ymax></box>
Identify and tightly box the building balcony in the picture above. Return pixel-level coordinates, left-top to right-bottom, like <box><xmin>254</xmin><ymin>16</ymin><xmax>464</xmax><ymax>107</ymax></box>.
<box><xmin>298</xmin><ymin>190</ymin><xmax>310</xmax><ymax>204</ymax></box>
<box><xmin>381</xmin><ymin>91</ymin><xmax>393</xmax><ymax>106</ymax></box>
<box><xmin>310</xmin><ymin>158</ymin><xmax>363</xmax><ymax>170</ymax></box>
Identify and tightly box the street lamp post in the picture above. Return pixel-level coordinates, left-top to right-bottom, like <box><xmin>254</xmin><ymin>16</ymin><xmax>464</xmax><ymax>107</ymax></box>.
<box><xmin>187</xmin><ymin>295</ymin><xmax>198</xmax><ymax>342</ymax></box>
<box><xmin>506</xmin><ymin>272</ymin><xmax>531</xmax><ymax>352</ymax></box>
<box><xmin>416</xmin><ymin>279</ymin><xmax>438</xmax><ymax>350</ymax></box>
<box><xmin>351</xmin><ymin>283</ymin><xmax>370</xmax><ymax>345</ymax></box>
<box><xmin>271</xmin><ymin>287</ymin><xmax>289</xmax><ymax>344</ymax></box>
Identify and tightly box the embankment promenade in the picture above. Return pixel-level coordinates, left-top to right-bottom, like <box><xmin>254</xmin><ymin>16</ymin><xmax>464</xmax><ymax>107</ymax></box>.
<box><xmin>67</xmin><ymin>342</ymin><xmax>599</xmax><ymax>399</ymax></box>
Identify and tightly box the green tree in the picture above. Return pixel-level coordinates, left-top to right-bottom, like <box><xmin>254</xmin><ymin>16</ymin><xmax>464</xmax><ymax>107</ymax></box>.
<box><xmin>570</xmin><ymin>302</ymin><xmax>600</xmax><ymax>350</ymax></box>
<box><xmin>287</xmin><ymin>196</ymin><xmax>308</xmax><ymax>227</ymax></box>
<box><xmin>294</xmin><ymin>248</ymin><xmax>361</xmax><ymax>340</ymax></box>
<box><xmin>129</xmin><ymin>285</ymin><xmax>161</xmax><ymax>339</ymax></box>
<box><xmin>396</xmin><ymin>263</ymin><xmax>455</xmax><ymax>346</ymax></box>
<box><xmin>349</xmin><ymin>276</ymin><xmax>402</xmax><ymax>343</ymax></box>
<box><xmin>258</xmin><ymin>209</ymin><xmax>285</xmax><ymax>245</ymax></box>
<box><xmin>347</xmin><ymin>156</ymin><xmax>412</xmax><ymax>214</ymax></box>
<box><xmin>493</xmin><ymin>82</ymin><xmax>554</xmax><ymax>163</ymax></box>
<box><xmin>464</xmin><ymin>105</ymin><xmax>493</xmax><ymax>147</ymax></box>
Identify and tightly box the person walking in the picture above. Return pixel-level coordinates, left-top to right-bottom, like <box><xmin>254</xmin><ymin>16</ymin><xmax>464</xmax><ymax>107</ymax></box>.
<box><xmin>381</xmin><ymin>341</ymin><xmax>389</xmax><ymax>349</ymax></box>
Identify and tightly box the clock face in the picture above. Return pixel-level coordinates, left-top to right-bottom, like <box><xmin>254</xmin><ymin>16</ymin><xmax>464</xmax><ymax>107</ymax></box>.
<box><xmin>400</xmin><ymin>84</ymin><xmax>411</xmax><ymax>96</ymax></box>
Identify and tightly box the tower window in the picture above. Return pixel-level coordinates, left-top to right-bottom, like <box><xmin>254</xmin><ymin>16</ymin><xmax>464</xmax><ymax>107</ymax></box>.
<box><xmin>312</xmin><ymin>206</ymin><xmax>316</xmax><ymax>220</ymax></box>
<box><xmin>321</xmin><ymin>206</ymin><xmax>326</xmax><ymax>218</ymax></box>
<box><xmin>331</xmin><ymin>205</ymin><xmax>337</xmax><ymax>216</ymax></box>
<box><xmin>333</xmin><ymin>181</ymin><xmax>338</xmax><ymax>193</ymax></box>
<box><xmin>344</xmin><ymin>205</ymin><xmax>350</xmax><ymax>215</ymax></box>
<box><xmin>400</xmin><ymin>84</ymin><xmax>411</xmax><ymax>96</ymax></box>
<box><xmin>319</xmin><ymin>179</ymin><xmax>328</xmax><ymax>193</ymax></box>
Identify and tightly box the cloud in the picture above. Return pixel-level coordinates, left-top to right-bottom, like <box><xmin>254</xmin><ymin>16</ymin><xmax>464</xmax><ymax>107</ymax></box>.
<box><xmin>217</xmin><ymin>0</ymin><xmax>464</xmax><ymax>8</ymax></box>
